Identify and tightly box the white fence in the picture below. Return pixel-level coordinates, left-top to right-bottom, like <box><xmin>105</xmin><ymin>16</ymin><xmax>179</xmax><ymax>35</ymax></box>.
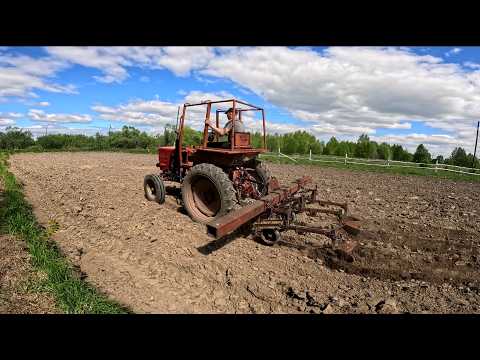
<box><xmin>259</xmin><ymin>150</ymin><xmax>480</xmax><ymax>177</ymax></box>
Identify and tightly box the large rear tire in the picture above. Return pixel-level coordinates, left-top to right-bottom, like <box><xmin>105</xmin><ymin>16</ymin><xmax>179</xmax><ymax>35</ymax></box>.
<box><xmin>182</xmin><ymin>164</ymin><xmax>237</xmax><ymax>224</ymax></box>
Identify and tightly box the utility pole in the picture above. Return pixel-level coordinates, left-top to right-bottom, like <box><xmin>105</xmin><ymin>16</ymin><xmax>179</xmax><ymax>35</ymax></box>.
<box><xmin>473</xmin><ymin>120</ymin><xmax>479</xmax><ymax>168</ymax></box>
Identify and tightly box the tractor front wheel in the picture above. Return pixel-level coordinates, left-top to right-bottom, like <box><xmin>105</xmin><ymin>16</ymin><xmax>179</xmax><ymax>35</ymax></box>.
<box><xmin>182</xmin><ymin>163</ymin><xmax>237</xmax><ymax>224</ymax></box>
<box><xmin>144</xmin><ymin>174</ymin><xmax>166</xmax><ymax>204</ymax></box>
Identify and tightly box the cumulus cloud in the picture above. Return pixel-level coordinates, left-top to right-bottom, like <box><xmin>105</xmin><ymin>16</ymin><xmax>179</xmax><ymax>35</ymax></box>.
<box><xmin>371</xmin><ymin>133</ymin><xmax>466</xmax><ymax>156</ymax></box>
<box><xmin>28</xmin><ymin>109</ymin><xmax>92</xmax><ymax>123</ymax></box>
<box><xmin>35</xmin><ymin>101</ymin><xmax>50</xmax><ymax>107</ymax></box>
<box><xmin>0</xmin><ymin>112</ymin><xmax>22</xmax><ymax>126</ymax></box>
<box><xmin>198</xmin><ymin>46</ymin><xmax>480</xmax><ymax>155</ymax></box>
<box><xmin>92</xmin><ymin>100</ymin><xmax>179</xmax><ymax>126</ymax></box>
<box><xmin>0</xmin><ymin>52</ymin><xmax>77</xmax><ymax>99</ymax></box>
<box><xmin>46</xmin><ymin>46</ymin><xmax>216</xmax><ymax>83</ymax></box>
<box><xmin>445</xmin><ymin>48</ymin><xmax>462</xmax><ymax>57</ymax></box>
<box><xmin>13</xmin><ymin>124</ymin><xmax>108</xmax><ymax>138</ymax></box>
<box><xmin>464</xmin><ymin>61</ymin><xmax>480</xmax><ymax>69</ymax></box>
<box><xmin>91</xmin><ymin>90</ymin><xmax>290</xmax><ymax>135</ymax></box>
<box><xmin>4</xmin><ymin>46</ymin><xmax>479</xmax><ymax>156</ymax></box>
<box><xmin>92</xmin><ymin>90</ymin><xmax>236</xmax><ymax>128</ymax></box>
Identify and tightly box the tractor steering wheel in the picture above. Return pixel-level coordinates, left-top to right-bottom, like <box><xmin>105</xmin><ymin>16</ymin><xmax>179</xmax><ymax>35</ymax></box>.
<box><xmin>208</xmin><ymin>131</ymin><xmax>215</xmax><ymax>142</ymax></box>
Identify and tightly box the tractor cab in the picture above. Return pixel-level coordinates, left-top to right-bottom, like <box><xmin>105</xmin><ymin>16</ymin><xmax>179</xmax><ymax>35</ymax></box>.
<box><xmin>158</xmin><ymin>99</ymin><xmax>267</xmax><ymax>179</ymax></box>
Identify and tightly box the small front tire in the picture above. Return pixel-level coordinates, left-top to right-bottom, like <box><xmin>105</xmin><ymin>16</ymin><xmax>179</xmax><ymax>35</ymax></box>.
<box><xmin>144</xmin><ymin>174</ymin><xmax>166</xmax><ymax>204</ymax></box>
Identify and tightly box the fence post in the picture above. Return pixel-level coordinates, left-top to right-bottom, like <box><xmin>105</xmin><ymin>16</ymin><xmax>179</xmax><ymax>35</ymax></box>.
<box><xmin>345</xmin><ymin>153</ymin><xmax>348</xmax><ymax>165</ymax></box>
<box><xmin>387</xmin><ymin>157</ymin><xmax>390</xmax><ymax>167</ymax></box>
<box><xmin>309</xmin><ymin>149</ymin><xmax>312</xmax><ymax>161</ymax></box>
<box><xmin>435</xmin><ymin>159</ymin><xmax>438</xmax><ymax>173</ymax></box>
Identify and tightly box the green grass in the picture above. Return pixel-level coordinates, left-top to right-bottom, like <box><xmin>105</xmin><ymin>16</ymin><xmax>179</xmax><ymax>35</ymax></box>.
<box><xmin>0</xmin><ymin>152</ymin><xmax>130</xmax><ymax>314</ymax></box>
<box><xmin>260</xmin><ymin>154</ymin><xmax>480</xmax><ymax>183</ymax></box>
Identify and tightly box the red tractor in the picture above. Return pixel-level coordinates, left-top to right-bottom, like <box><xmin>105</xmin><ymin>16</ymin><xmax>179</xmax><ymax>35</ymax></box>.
<box><xmin>144</xmin><ymin>98</ymin><xmax>362</xmax><ymax>252</ymax></box>
<box><xmin>144</xmin><ymin>99</ymin><xmax>272</xmax><ymax>225</ymax></box>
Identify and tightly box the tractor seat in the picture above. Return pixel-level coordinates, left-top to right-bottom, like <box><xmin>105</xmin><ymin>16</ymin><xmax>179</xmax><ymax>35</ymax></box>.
<box><xmin>206</xmin><ymin>141</ymin><xmax>229</xmax><ymax>149</ymax></box>
<box><xmin>206</xmin><ymin>132</ymin><xmax>252</xmax><ymax>149</ymax></box>
<box><xmin>233</xmin><ymin>132</ymin><xmax>251</xmax><ymax>148</ymax></box>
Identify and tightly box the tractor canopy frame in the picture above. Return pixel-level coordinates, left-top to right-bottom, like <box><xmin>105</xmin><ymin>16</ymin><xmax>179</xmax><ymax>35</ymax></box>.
<box><xmin>176</xmin><ymin>99</ymin><xmax>267</xmax><ymax>172</ymax></box>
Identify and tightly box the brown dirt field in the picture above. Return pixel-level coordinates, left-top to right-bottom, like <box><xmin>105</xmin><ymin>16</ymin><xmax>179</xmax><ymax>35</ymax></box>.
<box><xmin>9</xmin><ymin>152</ymin><xmax>480</xmax><ymax>314</ymax></box>
<box><xmin>0</xmin><ymin>181</ymin><xmax>57</xmax><ymax>314</ymax></box>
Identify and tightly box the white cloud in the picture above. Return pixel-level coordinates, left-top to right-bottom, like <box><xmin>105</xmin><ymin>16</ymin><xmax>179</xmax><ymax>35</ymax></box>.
<box><xmin>0</xmin><ymin>52</ymin><xmax>76</xmax><ymax>99</ymax></box>
<box><xmin>183</xmin><ymin>90</ymin><xmax>235</xmax><ymax>104</ymax></box>
<box><xmin>3</xmin><ymin>46</ymin><xmax>478</xmax><ymax>157</ymax></box>
<box><xmin>0</xmin><ymin>112</ymin><xmax>23</xmax><ymax>126</ymax></box>
<box><xmin>92</xmin><ymin>99</ymin><xmax>179</xmax><ymax>126</ymax></box>
<box><xmin>35</xmin><ymin>101</ymin><xmax>50</xmax><ymax>107</ymax></box>
<box><xmin>464</xmin><ymin>61</ymin><xmax>480</xmax><ymax>69</ymax></box>
<box><xmin>445</xmin><ymin>48</ymin><xmax>462</xmax><ymax>57</ymax></box>
<box><xmin>10</xmin><ymin>124</ymin><xmax>107</xmax><ymax>138</ymax></box>
<box><xmin>91</xmin><ymin>90</ymin><xmax>282</xmax><ymax>134</ymax></box>
<box><xmin>199</xmin><ymin>46</ymin><xmax>480</xmax><ymax>153</ymax></box>
<box><xmin>0</xmin><ymin>118</ymin><xmax>15</xmax><ymax>126</ymax></box>
<box><xmin>92</xmin><ymin>90</ymin><xmax>234</xmax><ymax>127</ymax></box>
<box><xmin>46</xmin><ymin>46</ymin><xmax>216</xmax><ymax>83</ymax></box>
<box><xmin>28</xmin><ymin>109</ymin><xmax>92</xmax><ymax>123</ymax></box>
<box><xmin>371</xmin><ymin>133</ymin><xmax>468</xmax><ymax>157</ymax></box>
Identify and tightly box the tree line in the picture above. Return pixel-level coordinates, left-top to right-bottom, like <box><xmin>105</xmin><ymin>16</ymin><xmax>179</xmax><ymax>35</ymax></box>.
<box><xmin>0</xmin><ymin>125</ymin><xmax>478</xmax><ymax>168</ymax></box>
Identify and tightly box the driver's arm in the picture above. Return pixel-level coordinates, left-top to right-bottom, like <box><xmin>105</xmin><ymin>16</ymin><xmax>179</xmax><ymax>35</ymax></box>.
<box><xmin>206</xmin><ymin>120</ymin><xmax>229</xmax><ymax>136</ymax></box>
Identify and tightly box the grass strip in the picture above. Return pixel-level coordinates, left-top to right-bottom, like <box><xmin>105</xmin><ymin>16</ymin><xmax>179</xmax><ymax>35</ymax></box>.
<box><xmin>260</xmin><ymin>155</ymin><xmax>480</xmax><ymax>183</ymax></box>
<box><xmin>0</xmin><ymin>152</ymin><xmax>129</xmax><ymax>314</ymax></box>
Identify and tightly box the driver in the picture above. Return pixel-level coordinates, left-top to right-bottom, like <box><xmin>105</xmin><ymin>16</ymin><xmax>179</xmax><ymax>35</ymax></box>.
<box><xmin>206</xmin><ymin>107</ymin><xmax>245</xmax><ymax>137</ymax></box>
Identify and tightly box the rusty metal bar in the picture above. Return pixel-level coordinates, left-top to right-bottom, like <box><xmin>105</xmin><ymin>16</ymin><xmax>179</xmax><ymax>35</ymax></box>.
<box><xmin>177</xmin><ymin>105</ymin><xmax>186</xmax><ymax>175</ymax></box>
<box><xmin>215</xmin><ymin>110</ymin><xmax>219</xmax><ymax>142</ymax></box>
<box><xmin>305</xmin><ymin>207</ymin><xmax>344</xmax><ymax>217</ymax></box>
<box><xmin>202</xmin><ymin>102</ymin><xmax>212</xmax><ymax>147</ymax></box>
<box><xmin>285</xmin><ymin>225</ymin><xmax>340</xmax><ymax>237</ymax></box>
<box><xmin>183</xmin><ymin>99</ymin><xmax>262</xmax><ymax>110</ymax></box>
<box><xmin>207</xmin><ymin>200</ymin><xmax>265</xmax><ymax>238</ymax></box>
<box><xmin>262</xmin><ymin>109</ymin><xmax>266</xmax><ymax>150</ymax></box>
<box><xmin>206</xmin><ymin>176</ymin><xmax>312</xmax><ymax>238</ymax></box>
<box><xmin>231</xmin><ymin>99</ymin><xmax>236</xmax><ymax>151</ymax></box>
<box><xmin>236</xmin><ymin>108</ymin><xmax>262</xmax><ymax>112</ymax></box>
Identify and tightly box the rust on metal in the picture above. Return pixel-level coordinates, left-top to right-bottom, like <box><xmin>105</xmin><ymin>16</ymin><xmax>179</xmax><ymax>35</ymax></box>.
<box><xmin>341</xmin><ymin>216</ymin><xmax>362</xmax><ymax>235</ymax></box>
<box><xmin>206</xmin><ymin>176</ymin><xmax>312</xmax><ymax>238</ymax></box>
<box><xmin>202</xmin><ymin>102</ymin><xmax>212</xmax><ymax>148</ymax></box>
<box><xmin>206</xmin><ymin>200</ymin><xmax>265</xmax><ymax>238</ymax></box>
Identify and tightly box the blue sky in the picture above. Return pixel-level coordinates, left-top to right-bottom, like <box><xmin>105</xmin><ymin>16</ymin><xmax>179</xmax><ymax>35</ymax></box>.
<box><xmin>1</xmin><ymin>46</ymin><xmax>480</xmax><ymax>156</ymax></box>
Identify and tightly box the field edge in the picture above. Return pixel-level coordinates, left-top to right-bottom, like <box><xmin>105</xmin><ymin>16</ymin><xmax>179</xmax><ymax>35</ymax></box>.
<box><xmin>0</xmin><ymin>152</ymin><xmax>130</xmax><ymax>314</ymax></box>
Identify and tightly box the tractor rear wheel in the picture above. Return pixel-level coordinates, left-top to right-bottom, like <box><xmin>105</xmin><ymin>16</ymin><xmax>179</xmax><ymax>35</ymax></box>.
<box><xmin>144</xmin><ymin>174</ymin><xmax>166</xmax><ymax>204</ymax></box>
<box><xmin>182</xmin><ymin>163</ymin><xmax>237</xmax><ymax>224</ymax></box>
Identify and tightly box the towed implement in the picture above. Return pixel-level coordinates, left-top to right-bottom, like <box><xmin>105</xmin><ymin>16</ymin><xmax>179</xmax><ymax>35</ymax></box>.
<box><xmin>144</xmin><ymin>99</ymin><xmax>362</xmax><ymax>256</ymax></box>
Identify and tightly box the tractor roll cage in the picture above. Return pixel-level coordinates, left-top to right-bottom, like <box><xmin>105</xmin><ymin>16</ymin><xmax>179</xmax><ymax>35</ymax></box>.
<box><xmin>177</xmin><ymin>99</ymin><xmax>267</xmax><ymax>168</ymax></box>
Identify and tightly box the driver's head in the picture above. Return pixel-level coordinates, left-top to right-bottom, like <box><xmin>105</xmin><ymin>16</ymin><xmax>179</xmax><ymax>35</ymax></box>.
<box><xmin>225</xmin><ymin>108</ymin><xmax>237</xmax><ymax>121</ymax></box>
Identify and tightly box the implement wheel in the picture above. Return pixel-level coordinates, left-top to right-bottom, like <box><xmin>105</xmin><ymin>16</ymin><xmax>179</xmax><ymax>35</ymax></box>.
<box><xmin>260</xmin><ymin>229</ymin><xmax>281</xmax><ymax>246</ymax></box>
<box><xmin>144</xmin><ymin>174</ymin><xmax>166</xmax><ymax>204</ymax></box>
<box><xmin>182</xmin><ymin>163</ymin><xmax>237</xmax><ymax>224</ymax></box>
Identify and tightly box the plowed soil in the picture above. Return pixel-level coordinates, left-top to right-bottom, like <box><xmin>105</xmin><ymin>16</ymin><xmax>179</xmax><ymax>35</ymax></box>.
<box><xmin>9</xmin><ymin>152</ymin><xmax>480</xmax><ymax>314</ymax></box>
